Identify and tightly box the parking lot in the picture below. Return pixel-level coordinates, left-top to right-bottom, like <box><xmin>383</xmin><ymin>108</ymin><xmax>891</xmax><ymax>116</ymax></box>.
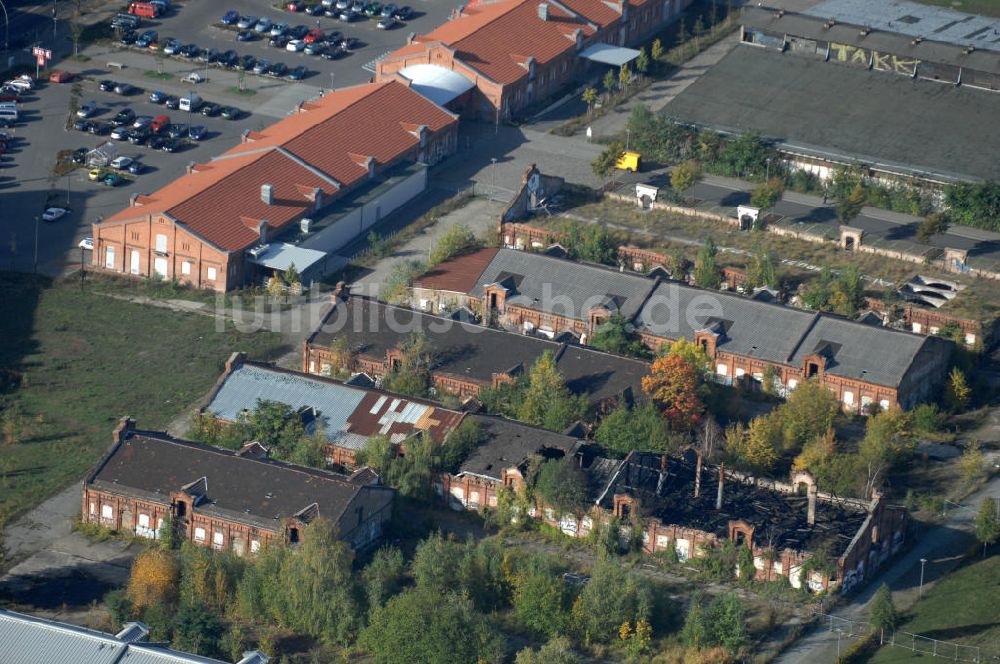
<box><xmin>1</xmin><ymin>0</ymin><xmax>457</xmax><ymax>276</ymax></box>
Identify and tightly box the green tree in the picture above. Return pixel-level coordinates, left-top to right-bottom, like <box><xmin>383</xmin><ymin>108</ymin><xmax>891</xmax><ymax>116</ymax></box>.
<box><xmin>602</xmin><ymin>69</ymin><xmax>616</xmax><ymax>95</ymax></box>
<box><xmin>592</xmin><ymin>141</ymin><xmax>625</xmax><ymax>179</ymax></box>
<box><xmin>589</xmin><ymin>313</ymin><xmax>649</xmax><ymax>358</ymax></box>
<box><xmin>594</xmin><ymin>401</ymin><xmax>669</xmax><ymax>455</ymax></box>
<box><xmin>361</xmin><ymin>588</ymin><xmax>505</xmax><ymax>664</ymax></box>
<box><xmin>859</xmin><ymin>409</ymin><xmax>915</xmax><ymax>498</ymax></box>
<box><xmin>382</xmin><ymin>332</ymin><xmax>433</xmax><ymax>398</ymax></box>
<box><xmin>438</xmin><ymin>418</ymin><xmax>483</xmax><ymax>473</ymax></box>
<box><xmin>635</xmin><ymin>47</ymin><xmax>649</xmax><ymax>76</ymax></box>
<box><xmin>664</xmin><ymin>337</ymin><xmax>711</xmax><ymax>375</ymax></box>
<box><xmin>618</xmin><ymin>63</ymin><xmax>631</xmax><ymax>91</ymax></box>
<box><xmin>680</xmin><ymin>593</ymin><xmax>708</xmax><ymax>648</ymax></box>
<box><xmin>572</xmin><ymin>559</ymin><xmax>650</xmax><ymax>643</ymax></box>
<box><xmin>518</xmin><ymin>351</ymin><xmax>587</xmax><ymax>431</ymax></box>
<box><xmin>582</xmin><ymin>86</ymin><xmax>598</xmax><ymax>114</ymax></box>
<box><xmin>362</xmin><ymin>545</ymin><xmax>406</xmax><ymax>612</ymax></box>
<box><xmin>869</xmin><ymin>583</ymin><xmax>897</xmax><ymax>635</ymax></box>
<box><xmin>171</xmin><ymin>600</ymin><xmax>224</xmax><ymax>657</ymax></box>
<box><xmin>289</xmin><ymin>427</ymin><xmax>328</xmax><ymax>468</ymax></box>
<box><xmin>514</xmin><ymin>636</ymin><xmax>580</xmax><ymax>664</ymax></box>
<box><xmin>670</xmin><ymin>159</ymin><xmax>701</xmax><ymax>194</ymax></box>
<box><xmin>533</xmin><ymin>458</ymin><xmax>589</xmax><ymax>516</ymax></box>
<box><xmin>960</xmin><ymin>440</ymin><xmax>985</xmax><ymax>485</ymax></box>
<box><xmin>429</xmin><ymin>224</ymin><xmax>482</xmax><ymax>267</ymax></box>
<box><xmin>693</xmin><ymin>237</ymin><xmax>721</xmax><ymax>289</ymax></box>
<box><xmin>975</xmin><ymin>497</ymin><xmax>1000</xmax><ymax>557</ymax></box>
<box><xmin>283</xmin><ymin>262</ymin><xmax>301</xmax><ymax>286</ymax></box>
<box><xmin>779</xmin><ymin>379</ymin><xmax>839</xmax><ymax>451</ymax></box>
<box><xmin>916</xmin><ymin>212</ymin><xmax>950</xmax><ymax>244</ymax></box>
<box><xmin>836</xmin><ymin>183</ymin><xmax>866</xmax><ymax>224</ymax></box>
<box><xmin>650</xmin><ymin>38</ymin><xmax>664</xmax><ymax>62</ymax></box>
<box><xmin>278</xmin><ymin>518</ymin><xmax>361</xmax><ymax>644</ymax></box>
<box><xmin>944</xmin><ymin>367</ymin><xmax>971</xmax><ymax>412</ymax></box>
<box><xmin>240</xmin><ymin>400</ymin><xmax>305</xmax><ymax>458</ymax></box>
<box><xmin>727</xmin><ymin>414</ymin><xmax>780</xmax><ymax>475</ymax></box>
<box><xmin>746</xmin><ymin>243</ymin><xmax>777</xmax><ymax>289</ymax></box>
<box><xmin>750</xmin><ymin>177</ymin><xmax>784</xmax><ymax>210</ymax></box>
<box><xmin>355</xmin><ymin>433</ymin><xmax>394</xmax><ymax>474</ymax></box>
<box><xmin>513</xmin><ymin>565</ymin><xmax>575</xmax><ymax>637</ymax></box>
<box><xmin>706</xmin><ymin>593</ymin><xmax>747</xmax><ymax>654</ymax></box>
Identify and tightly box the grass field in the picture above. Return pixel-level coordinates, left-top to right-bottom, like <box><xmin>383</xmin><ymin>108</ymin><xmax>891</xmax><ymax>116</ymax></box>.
<box><xmin>912</xmin><ymin>0</ymin><xmax>1000</xmax><ymax>18</ymax></box>
<box><xmin>867</xmin><ymin>554</ymin><xmax>1000</xmax><ymax>663</ymax></box>
<box><xmin>0</xmin><ymin>274</ymin><xmax>288</xmax><ymax>526</ymax></box>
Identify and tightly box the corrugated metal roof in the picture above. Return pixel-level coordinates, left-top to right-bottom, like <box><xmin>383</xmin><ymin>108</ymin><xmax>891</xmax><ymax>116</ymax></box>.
<box><xmin>0</xmin><ymin>610</ymin><xmax>230</xmax><ymax>664</ymax></box>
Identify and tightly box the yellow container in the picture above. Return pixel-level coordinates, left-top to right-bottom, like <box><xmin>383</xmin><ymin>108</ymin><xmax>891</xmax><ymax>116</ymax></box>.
<box><xmin>616</xmin><ymin>151</ymin><xmax>641</xmax><ymax>173</ymax></box>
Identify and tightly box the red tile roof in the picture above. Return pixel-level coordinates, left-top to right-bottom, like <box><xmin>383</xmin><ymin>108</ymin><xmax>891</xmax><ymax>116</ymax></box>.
<box><xmin>99</xmin><ymin>81</ymin><xmax>457</xmax><ymax>252</ymax></box>
<box><xmin>412</xmin><ymin>247</ymin><xmax>499</xmax><ymax>292</ymax></box>
<box><xmin>405</xmin><ymin>0</ymin><xmax>600</xmax><ymax>84</ymax></box>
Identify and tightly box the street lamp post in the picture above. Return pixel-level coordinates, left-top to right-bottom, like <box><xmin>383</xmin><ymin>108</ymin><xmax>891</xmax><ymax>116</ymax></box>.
<box><xmin>919</xmin><ymin>558</ymin><xmax>928</xmax><ymax>597</ymax></box>
<box><xmin>835</xmin><ymin>628</ymin><xmax>843</xmax><ymax>658</ymax></box>
<box><xmin>33</xmin><ymin>215</ymin><xmax>39</xmax><ymax>273</ymax></box>
<box><xmin>490</xmin><ymin>157</ymin><xmax>498</xmax><ymax>202</ymax></box>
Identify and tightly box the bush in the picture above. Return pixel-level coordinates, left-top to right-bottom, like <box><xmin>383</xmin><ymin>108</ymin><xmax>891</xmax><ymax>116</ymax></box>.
<box><xmin>911</xmin><ymin>403</ymin><xmax>943</xmax><ymax>434</ymax></box>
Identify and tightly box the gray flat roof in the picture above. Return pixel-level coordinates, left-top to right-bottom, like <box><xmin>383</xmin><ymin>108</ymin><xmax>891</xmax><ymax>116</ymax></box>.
<box><xmin>663</xmin><ymin>45</ymin><xmax>1000</xmax><ymax>182</ymax></box>
<box><xmin>805</xmin><ymin>0</ymin><xmax>1000</xmax><ymax>50</ymax></box>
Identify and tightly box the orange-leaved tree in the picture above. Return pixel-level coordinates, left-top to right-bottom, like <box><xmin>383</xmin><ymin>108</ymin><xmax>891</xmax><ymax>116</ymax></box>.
<box><xmin>127</xmin><ymin>548</ymin><xmax>179</xmax><ymax>610</ymax></box>
<box><xmin>641</xmin><ymin>354</ymin><xmax>704</xmax><ymax>431</ymax></box>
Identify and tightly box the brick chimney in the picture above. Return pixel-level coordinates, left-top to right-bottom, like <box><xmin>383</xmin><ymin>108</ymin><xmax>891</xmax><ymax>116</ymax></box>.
<box><xmin>538</xmin><ymin>3</ymin><xmax>548</xmax><ymax>20</ymax></box>
<box><xmin>716</xmin><ymin>463</ymin><xmax>725</xmax><ymax>510</ymax></box>
<box><xmin>113</xmin><ymin>416</ymin><xmax>136</xmax><ymax>445</ymax></box>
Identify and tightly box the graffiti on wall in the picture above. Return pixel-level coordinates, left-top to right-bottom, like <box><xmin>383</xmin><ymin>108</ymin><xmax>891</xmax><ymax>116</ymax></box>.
<box><xmin>829</xmin><ymin>43</ymin><xmax>920</xmax><ymax>76</ymax></box>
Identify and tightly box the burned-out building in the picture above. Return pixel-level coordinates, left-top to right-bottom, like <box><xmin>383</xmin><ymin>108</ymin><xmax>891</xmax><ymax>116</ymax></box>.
<box><xmin>82</xmin><ymin>418</ymin><xmax>395</xmax><ymax>553</ymax></box>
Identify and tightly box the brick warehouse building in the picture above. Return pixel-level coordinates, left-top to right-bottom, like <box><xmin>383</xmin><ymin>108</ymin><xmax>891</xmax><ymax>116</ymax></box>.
<box><xmin>376</xmin><ymin>0</ymin><xmax>694</xmax><ymax>120</ymax></box>
<box><xmin>405</xmin><ymin>248</ymin><xmax>953</xmax><ymax>410</ymax></box>
<box><xmin>91</xmin><ymin>81</ymin><xmax>458</xmax><ymax>291</ymax></box>
<box><xmin>83</xmin><ymin>418</ymin><xmax>395</xmax><ymax>552</ymax></box>
<box><xmin>303</xmin><ymin>293</ymin><xmax>649</xmax><ymax>410</ymax></box>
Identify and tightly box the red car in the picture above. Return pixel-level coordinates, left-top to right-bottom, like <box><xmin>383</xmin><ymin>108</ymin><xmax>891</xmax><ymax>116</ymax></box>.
<box><xmin>151</xmin><ymin>114</ymin><xmax>170</xmax><ymax>133</ymax></box>
<box><xmin>303</xmin><ymin>28</ymin><xmax>324</xmax><ymax>43</ymax></box>
<box><xmin>287</xmin><ymin>0</ymin><xmax>305</xmax><ymax>10</ymax></box>
<box><xmin>49</xmin><ymin>70</ymin><xmax>74</xmax><ymax>83</ymax></box>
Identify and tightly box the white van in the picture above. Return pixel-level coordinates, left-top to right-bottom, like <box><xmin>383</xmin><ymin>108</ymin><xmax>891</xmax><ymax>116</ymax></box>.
<box><xmin>178</xmin><ymin>94</ymin><xmax>202</xmax><ymax>112</ymax></box>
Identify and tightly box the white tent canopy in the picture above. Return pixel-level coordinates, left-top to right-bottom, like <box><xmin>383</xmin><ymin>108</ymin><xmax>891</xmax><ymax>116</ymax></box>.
<box><xmin>398</xmin><ymin>64</ymin><xmax>475</xmax><ymax>106</ymax></box>
<box><xmin>578</xmin><ymin>43</ymin><xmax>641</xmax><ymax>67</ymax></box>
<box><xmin>248</xmin><ymin>242</ymin><xmax>327</xmax><ymax>274</ymax></box>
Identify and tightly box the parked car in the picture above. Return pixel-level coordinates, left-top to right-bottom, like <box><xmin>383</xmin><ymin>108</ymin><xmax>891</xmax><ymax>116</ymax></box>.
<box><xmin>286</xmin><ymin>0</ymin><xmax>305</xmax><ymax>10</ymax></box>
<box><xmin>253</xmin><ymin>59</ymin><xmax>271</xmax><ymax>74</ymax></box>
<box><xmin>77</xmin><ymin>101</ymin><xmax>99</xmax><ymax>118</ymax></box>
<box><xmin>188</xmin><ymin>125</ymin><xmax>207</xmax><ymax>140</ymax></box>
<box><xmin>153</xmin><ymin>136</ymin><xmax>180</xmax><ymax>152</ymax></box>
<box><xmin>78</xmin><ymin>237</ymin><xmax>94</xmax><ymax>250</ymax></box>
<box><xmin>269</xmin><ymin>34</ymin><xmax>291</xmax><ymax>48</ymax></box>
<box><xmin>322</xmin><ymin>30</ymin><xmax>343</xmax><ymax>43</ymax></box>
<box><xmin>201</xmin><ymin>102</ymin><xmax>221</xmax><ymax>116</ymax></box>
<box><xmin>133</xmin><ymin>115</ymin><xmax>153</xmax><ymax>128</ymax></box>
<box><xmin>376</xmin><ymin>15</ymin><xmax>396</xmax><ymax>28</ymax></box>
<box><xmin>286</xmin><ymin>65</ymin><xmax>307</xmax><ymax>80</ymax></box>
<box><xmin>114</xmin><ymin>82</ymin><xmax>136</xmax><ymax>95</ymax></box>
<box><xmin>238</xmin><ymin>55</ymin><xmax>256</xmax><ymax>70</ymax></box>
<box><xmin>219</xmin><ymin>50</ymin><xmax>239</xmax><ymax>67</ymax></box>
<box><xmin>267</xmin><ymin>62</ymin><xmax>288</xmax><ymax>77</ymax></box>
<box><xmin>364</xmin><ymin>2</ymin><xmax>381</xmax><ymax>17</ymax></box>
<box><xmin>99</xmin><ymin>79</ymin><xmax>116</xmax><ymax>92</ymax></box>
<box><xmin>221</xmin><ymin>9</ymin><xmax>240</xmax><ymax>24</ymax></box>
<box><xmin>162</xmin><ymin>39</ymin><xmax>182</xmax><ymax>54</ymax></box>
<box><xmin>303</xmin><ymin>42</ymin><xmax>324</xmax><ymax>55</ymax></box>
<box><xmin>164</xmin><ymin>96</ymin><xmax>180</xmax><ymax>110</ymax></box>
<box><xmin>324</xmin><ymin>7</ymin><xmax>339</xmax><ymax>17</ymax></box>
<box><xmin>339</xmin><ymin>36</ymin><xmax>358</xmax><ymax>50</ymax></box>
<box><xmin>198</xmin><ymin>47</ymin><xmax>218</xmax><ymax>63</ymax></box>
<box><xmin>179</xmin><ymin>43</ymin><xmax>200</xmax><ymax>58</ymax></box>
<box><xmin>128</xmin><ymin>126</ymin><xmax>151</xmax><ymax>144</ymax></box>
<box><xmin>286</xmin><ymin>39</ymin><xmax>306</xmax><ymax>52</ymax></box>
<box><xmin>70</xmin><ymin>147</ymin><xmax>88</xmax><ymax>164</ymax></box>
<box><xmin>111</xmin><ymin>125</ymin><xmax>131</xmax><ymax>140</ymax></box>
<box><xmin>149</xmin><ymin>90</ymin><xmax>168</xmax><ymax>103</ymax></box>
<box><xmin>236</xmin><ymin>15</ymin><xmax>258</xmax><ymax>29</ymax></box>
<box><xmin>103</xmin><ymin>172</ymin><xmax>125</xmax><ymax>186</ymax></box>
<box><xmin>339</xmin><ymin>9</ymin><xmax>357</xmax><ymax>21</ymax></box>
<box><xmin>49</xmin><ymin>70</ymin><xmax>74</xmax><ymax>83</ymax></box>
<box><xmin>254</xmin><ymin>17</ymin><xmax>273</xmax><ymax>33</ymax></box>
<box><xmin>182</xmin><ymin>72</ymin><xmax>205</xmax><ymax>84</ymax></box>
<box><xmin>351</xmin><ymin>0</ymin><xmax>365</xmax><ymax>14</ymax></box>
<box><xmin>270</xmin><ymin>21</ymin><xmax>289</xmax><ymax>36</ymax></box>
<box><xmin>119</xmin><ymin>30</ymin><xmax>138</xmax><ymax>45</ymax></box>
<box><xmin>288</xmin><ymin>24</ymin><xmax>309</xmax><ymax>38</ymax></box>
<box><xmin>151</xmin><ymin>114</ymin><xmax>170</xmax><ymax>133</ymax></box>
<box><xmin>393</xmin><ymin>5</ymin><xmax>412</xmax><ymax>19</ymax></box>
<box><xmin>305</xmin><ymin>4</ymin><xmax>324</xmax><ymax>15</ymax></box>
<box><xmin>72</xmin><ymin>118</ymin><xmax>92</xmax><ymax>132</ymax></box>
<box><xmin>112</xmin><ymin>108</ymin><xmax>136</xmax><ymax>126</ymax></box>
<box><xmin>304</xmin><ymin>28</ymin><xmax>324</xmax><ymax>43</ymax></box>
<box><xmin>110</xmin><ymin>156</ymin><xmax>134</xmax><ymax>170</ymax></box>
<box><xmin>89</xmin><ymin>121</ymin><xmax>112</xmax><ymax>136</ymax></box>
<box><xmin>220</xmin><ymin>106</ymin><xmax>241</xmax><ymax>120</ymax></box>
<box><xmin>88</xmin><ymin>167</ymin><xmax>103</xmax><ymax>181</ymax></box>
<box><xmin>42</xmin><ymin>207</ymin><xmax>68</xmax><ymax>222</ymax></box>
<box><xmin>136</xmin><ymin>31</ymin><xmax>157</xmax><ymax>47</ymax></box>
<box><xmin>127</xmin><ymin>160</ymin><xmax>143</xmax><ymax>175</ymax></box>
<box><xmin>237</xmin><ymin>30</ymin><xmax>255</xmax><ymax>41</ymax></box>
<box><xmin>167</xmin><ymin>123</ymin><xmax>187</xmax><ymax>138</ymax></box>
<box><xmin>381</xmin><ymin>3</ymin><xmax>397</xmax><ymax>17</ymax></box>
<box><xmin>335</xmin><ymin>0</ymin><xmax>350</xmax><ymax>9</ymax></box>
<box><xmin>320</xmin><ymin>46</ymin><xmax>344</xmax><ymax>60</ymax></box>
